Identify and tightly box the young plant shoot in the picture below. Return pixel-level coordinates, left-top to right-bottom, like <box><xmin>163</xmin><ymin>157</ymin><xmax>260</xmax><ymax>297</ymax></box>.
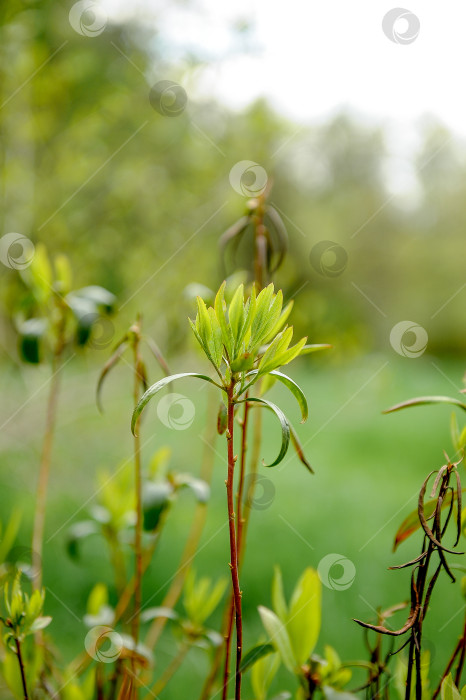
<box><xmin>132</xmin><ymin>281</ymin><xmax>321</xmax><ymax>700</ymax></box>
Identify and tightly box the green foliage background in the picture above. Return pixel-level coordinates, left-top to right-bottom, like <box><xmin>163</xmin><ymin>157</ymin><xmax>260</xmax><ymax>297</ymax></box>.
<box><xmin>1</xmin><ymin>0</ymin><xmax>465</xmax><ymax>697</ymax></box>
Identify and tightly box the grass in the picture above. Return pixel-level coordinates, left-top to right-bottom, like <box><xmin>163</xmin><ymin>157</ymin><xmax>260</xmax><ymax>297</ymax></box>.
<box><xmin>0</xmin><ymin>350</ymin><xmax>464</xmax><ymax>697</ymax></box>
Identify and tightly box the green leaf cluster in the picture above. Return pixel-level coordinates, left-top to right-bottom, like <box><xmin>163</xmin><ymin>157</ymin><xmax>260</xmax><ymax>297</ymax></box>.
<box><xmin>0</xmin><ymin>575</ymin><xmax>51</xmax><ymax>651</ymax></box>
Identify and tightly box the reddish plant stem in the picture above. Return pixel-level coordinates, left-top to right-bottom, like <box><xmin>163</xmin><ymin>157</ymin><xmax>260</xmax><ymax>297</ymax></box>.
<box><xmin>222</xmin><ymin>397</ymin><xmax>249</xmax><ymax>698</ymax></box>
<box><xmin>14</xmin><ymin>637</ymin><xmax>29</xmax><ymax>700</ymax></box>
<box><xmin>224</xmin><ymin>386</ymin><xmax>242</xmax><ymax>700</ymax></box>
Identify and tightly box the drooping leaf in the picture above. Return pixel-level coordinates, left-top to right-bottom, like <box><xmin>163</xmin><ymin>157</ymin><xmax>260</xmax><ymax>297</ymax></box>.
<box><xmin>96</xmin><ymin>337</ymin><xmax>129</xmax><ymax>412</ymax></box>
<box><xmin>268</xmin><ymin>370</ymin><xmax>308</xmax><ymax>422</ymax></box>
<box><xmin>236</xmin><ymin>397</ymin><xmax>290</xmax><ymax>467</ymax></box>
<box><xmin>131</xmin><ymin>373</ymin><xmax>221</xmax><ymax>435</ymax></box>
<box><xmin>384</xmin><ymin>396</ymin><xmax>466</xmax><ymax>414</ymax></box>
<box><xmin>258</xmin><ymin>605</ymin><xmax>296</xmax><ymax>673</ymax></box>
<box><xmin>289</xmin><ymin>423</ymin><xmax>314</xmax><ymax>474</ymax></box>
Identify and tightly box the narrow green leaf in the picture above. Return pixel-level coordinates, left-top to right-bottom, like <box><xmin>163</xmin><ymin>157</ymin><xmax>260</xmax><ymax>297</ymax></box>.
<box><xmin>240</xmin><ymin>643</ymin><xmax>276</xmax><ymax>673</ymax></box>
<box><xmin>196</xmin><ymin>296</ymin><xmax>213</xmax><ymax>350</ymax></box>
<box><xmin>229</xmin><ymin>283</ymin><xmax>245</xmax><ymax>346</ymax></box>
<box><xmin>299</xmin><ymin>344</ymin><xmax>333</xmax><ymax>354</ymax></box>
<box><xmin>208</xmin><ymin>307</ymin><xmax>223</xmax><ymax>367</ymax></box>
<box><xmin>258</xmin><ymin>606</ymin><xmax>296</xmax><ymax>673</ymax></box>
<box><xmin>131</xmin><ymin>373</ymin><xmax>221</xmax><ymax>435</ymax></box>
<box><xmin>236</xmin><ymin>397</ymin><xmax>290</xmax><ymax>467</ymax></box>
<box><xmin>258</xmin><ymin>328</ymin><xmax>293</xmax><ymax>375</ymax></box>
<box><xmin>271</xmin><ymin>566</ymin><xmax>288</xmax><ymax>622</ymax></box>
<box><xmin>273</xmin><ymin>336</ymin><xmax>307</xmax><ymax>369</ymax></box>
<box><xmin>287</xmin><ymin>567</ymin><xmax>321</xmax><ymax>665</ymax></box>
<box><xmin>384</xmin><ymin>396</ymin><xmax>466</xmax><ymax>414</ymax></box>
<box><xmin>214</xmin><ymin>281</ymin><xmax>233</xmax><ymax>357</ymax></box>
<box><xmin>96</xmin><ymin>337</ymin><xmax>128</xmax><ymax>412</ymax></box>
<box><xmin>264</xmin><ymin>300</ymin><xmax>294</xmax><ymax>343</ymax></box>
<box><xmin>269</xmin><ymin>370</ymin><xmax>308</xmax><ymax>422</ymax></box>
<box><xmin>289</xmin><ymin>423</ymin><xmax>314</xmax><ymax>474</ymax></box>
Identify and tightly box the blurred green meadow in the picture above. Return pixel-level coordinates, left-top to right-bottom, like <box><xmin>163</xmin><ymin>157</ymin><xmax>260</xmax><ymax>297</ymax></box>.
<box><xmin>1</xmin><ymin>350</ymin><xmax>464</xmax><ymax>696</ymax></box>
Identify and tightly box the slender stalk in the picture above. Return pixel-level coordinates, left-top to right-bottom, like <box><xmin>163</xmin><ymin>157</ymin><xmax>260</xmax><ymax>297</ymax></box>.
<box><xmin>132</xmin><ymin>344</ymin><xmax>143</xmax><ymax>646</ymax></box>
<box><xmin>239</xmin><ymin>406</ymin><xmax>262</xmax><ymax>567</ymax></box>
<box><xmin>236</xmin><ymin>398</ymin><xmax>249</xmax><ymax>555</ymax></box>
<box><xmin>455</xmin><ymin>611</ymin><xmax>466</xmax><ymax>687</ymax></box>
<box><xmin>221</xmin><ymin>398</ymin><xmax>249</xmax><ymax>699</ymax></box>
<box><xmin>201</xmin><ymin>399</ymin><xmax>259</xmax><ymax>700</ymax></box>
<box><xmin>224</xmin><ymin>384</ymin><xmax>242</xmax><ymax>700</ymax></box>
<box><xmin>144</xmin><ymin>642</ymin><xmax>190</xmax><ymax>699</ymax></box>
<box><xmin>14</xmin><ymin>638</ymin><xmax>29</xmax><ymax>700</ymax></box>
<box><xmin>221</xmin><ymin>601</ymin><xmax>235</xmax><ymax>700</ymax></box>
<box><xmin>32</xmin><ymin>355</ymin><xmax>62</xmax><ymax>591</ymax></box>
<box><xmin>145</xmin><ymin>389</ymin><xmax>217</xmax><ymax>651</ymax></box>
<box><xmin>131</xmin><ymin>337</ymin><xmax>144</xmax><ymax>699</ymax></box>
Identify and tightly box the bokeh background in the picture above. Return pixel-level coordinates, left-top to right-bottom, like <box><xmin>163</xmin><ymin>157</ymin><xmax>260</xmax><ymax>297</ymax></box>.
<box><xmin>1</xmin><ymin>0</ymin><xmax>466</xmax><ymax>697</ymax></box>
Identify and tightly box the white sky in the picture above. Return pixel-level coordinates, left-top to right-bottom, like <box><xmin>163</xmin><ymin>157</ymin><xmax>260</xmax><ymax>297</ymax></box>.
<box><xmin>102</xmin><ymin>0</ymin><xmax>466</xmax><ymax>137</ymax></box>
